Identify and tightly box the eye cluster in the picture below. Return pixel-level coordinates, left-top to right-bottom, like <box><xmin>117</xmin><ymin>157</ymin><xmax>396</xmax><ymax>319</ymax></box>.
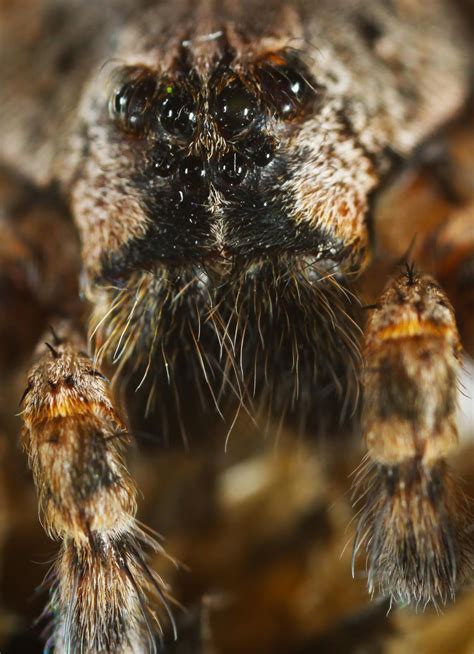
<box><xmin>109</xmin><ymin>53</ymin><xmax>318</xmax><ymax>195</ymax></box>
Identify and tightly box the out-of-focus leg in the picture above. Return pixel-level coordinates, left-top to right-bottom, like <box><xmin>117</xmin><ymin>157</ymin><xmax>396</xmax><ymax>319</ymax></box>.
<box><xmin>0</xmin><ymin>168</ymin><xmax>79</xmax><ymax>370</ymax></box>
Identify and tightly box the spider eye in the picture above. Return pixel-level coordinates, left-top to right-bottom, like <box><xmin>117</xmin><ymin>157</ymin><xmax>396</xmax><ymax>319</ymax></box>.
<box><xmin>159</xmin><ymin>85</ymin><xmax>197</xmax><ymax>137</ymax></box>
<box><xmin>214</xmin><ymin>80</ymin><xmax>258</xmax><ymax>133</ymax></box>
<box><xmin>109</xmin><ymin>68</ymin><xmax>156</xmax><ymax>135</ymax></box>
<box><xmin>179</xmin><ymin>156</ymin><xmax>208</xmax><ymax>188</ymax></box>
<box><xmin>240</xmin><ymin>132</ymin><xmax>275</xmax><ymax>167</ymax></box>
<box><xmin>217</xmin><ymin>151</ymin><xmax>248</xmax><ymax>185</ymax></box>
<box><xmin>257</xmin><ymin>58</ymin><xmax>316</xmax><ymax>120</ymax></box>
<box><xmin>151</xmin><ymin>142</ymin><xmax>179</xmax><ymax>177</ymax></box>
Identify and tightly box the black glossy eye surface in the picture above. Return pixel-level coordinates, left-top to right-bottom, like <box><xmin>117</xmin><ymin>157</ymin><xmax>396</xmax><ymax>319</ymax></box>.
<box><xmin>258</xmin><ymin>62</ymin><xmax>315</xmax><ymax>119</ymax></box>
<box><xmin>214</xmin><ymin>80</ymin><xmax>258</xmax><ymax>133</ymax></box>
<box><xmin>241</xmin><ymin>133</ymin><xmax>275</xmax><ymax>167</ymax></box>
<box><xmin>110</xmin><ymin>69</ymin><xmax>157</xmax><ymax>135</ymax></box>
<box><xmin>151</xmin><ymin>142</ymin><xmax>179</xmax><ymax>177</ymax></box>
<box><xmin>160</xmin><ymin>85</ymin><xmax>197</xmax><ymax>138</ymax></box>
<box><xmin>217</xmin><ymin>151</ymin><xmax>248</xmax><ymax>185</ymax></box>
<box><xmin>179</xmin><ymin>156</ymin><xmax>208</xmax><ymax>189</ymax></box>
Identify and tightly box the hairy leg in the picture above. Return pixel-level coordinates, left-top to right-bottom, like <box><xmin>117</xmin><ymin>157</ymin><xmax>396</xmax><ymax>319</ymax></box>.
<box><xmin>20</xmin><ymin>324</ymin><xmax>175</xmax><ymax>653</ymax></box>
<box><xmin>353</xmin><ymin>268</ymin><xmax>472</xmax><ymax>607</ymax></box>
<box><xmin>0</xmin><ymin>168</ymin><xmax>82</xmax><ymax>646</ymax></box>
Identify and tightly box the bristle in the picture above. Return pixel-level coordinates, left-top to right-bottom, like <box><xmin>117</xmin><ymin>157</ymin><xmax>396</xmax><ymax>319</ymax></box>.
<box><xmin>21</xmin><ymin>330</ymin><xmax>174</xmax><ymax>652</ymax></box>
<box><xmin>354</xmin><ymin>458</ymin><xmax>471</xmax><ymax>607</ymax></box>
<box><xmin>90</xmin><ymin>256</ymin><xmax>361</xmax><ymax>439</ymax></box>
<box><xmin>353</xmin><ymin>270</ymin><xmax>473</xmax><ymax>607</ymax></box>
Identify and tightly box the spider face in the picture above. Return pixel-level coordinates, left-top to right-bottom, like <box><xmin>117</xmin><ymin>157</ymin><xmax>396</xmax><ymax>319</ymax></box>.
<box><xmin>67</xmin><ymin>44</ymin><xmax>378</xmax><ymax>444</ymax></box>
<box><xmin>1</xmin><ymin>1</ymin><xmax>473</xmax><ymax>651</ymax></box>
<box><xmin>63</xmin><ymin>2</ymin><xmax>469</xmax><ymax>442</ymax></box>
<box><xmin>73</xmin><ymin>40</ymin><xmax>375</xmax><ymax>286</ymax></box>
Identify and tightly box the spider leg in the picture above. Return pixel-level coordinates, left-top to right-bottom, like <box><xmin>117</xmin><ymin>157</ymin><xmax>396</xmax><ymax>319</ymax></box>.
<box><xmin>353</xmin><ymin>268</ymin><xmax>473</xmax><ymax>607</ymax></box>
<box><xmin>20</xmin><ymin>323</ymin><xmax>175</xmax><ymax>653</ymax></box>
<box><xmin>0</xmin><ymin>168</ymin><xmax>83</xmax><ymax>644</ymax></box>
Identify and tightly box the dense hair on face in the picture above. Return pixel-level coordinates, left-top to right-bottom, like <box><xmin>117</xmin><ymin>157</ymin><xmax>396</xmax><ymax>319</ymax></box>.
<box><xmin>60</xmin><ymin>0</ymin><xmax>470</xmax><ymax>286</ymax></box>
<box><xmin>91</xmin><ymin>256</ymin><xmax>362</xmax><ymax>441</ymax></box>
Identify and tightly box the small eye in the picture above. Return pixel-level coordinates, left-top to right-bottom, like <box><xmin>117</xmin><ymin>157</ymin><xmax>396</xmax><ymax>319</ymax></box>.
<box><xmin>151</xmin><ymin>142</ymin><xmax>179</xmax><ymax>177</ymax></box>
<box><xmin>217</xmin><ymin>151</ymin><xmax>248</xmax><ymax>185</ymax></box>
<box><xmin>179</xmin><ymin>156</ymin><xmax>208</xmax><ymax>190</ymax></box>
<box><xmin>240</xmin><ymin>133</ymin><xmax>275</xmax><ymax>167</ymax></box>
<box><xmin>160</xmin><ymin>85</ymin><xmax>197</xmax><ymax>138</ymax></box>
<box><xmin>214</xmin><ymin>80</ymin><xmax>258</xmax><ymax>133</ymax></box>
<box><xmin>109</xmin><ymin>68</ymin><xmax>157</xmax><ymax>135</ymax></box>
<box><xmin>257</xmin><ymin>59</ymin><xmax>316</xmax><ymax>120</ymax></box>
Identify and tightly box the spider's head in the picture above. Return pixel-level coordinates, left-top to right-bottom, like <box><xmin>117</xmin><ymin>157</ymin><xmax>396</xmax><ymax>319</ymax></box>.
<box><xmin>71</xmin><ymin>32</ymin><xmax>377</xmax><ymax>288</ymax></box>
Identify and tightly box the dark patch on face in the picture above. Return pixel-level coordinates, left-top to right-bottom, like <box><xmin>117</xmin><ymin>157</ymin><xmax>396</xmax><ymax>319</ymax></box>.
<box><xmin>100</xmin><ymin>146</ymin><xmax>348</xmax><ymax>283</ymax></box>
<box><xmin>219</xmin><ymin>155</ymin><xmax>347</xmax><ymax>259</ymax></box>
<box><xmin>102</xmin><ymin>189</ymin><xmax>213</xmax><ymax>281</ymax></box>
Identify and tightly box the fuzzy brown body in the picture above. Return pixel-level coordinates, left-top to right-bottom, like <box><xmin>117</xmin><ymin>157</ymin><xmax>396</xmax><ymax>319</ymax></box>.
<box><xmin>0</xmin><ymin>1</ymin><xmax>473</xmax><ymax>653</ymax></box>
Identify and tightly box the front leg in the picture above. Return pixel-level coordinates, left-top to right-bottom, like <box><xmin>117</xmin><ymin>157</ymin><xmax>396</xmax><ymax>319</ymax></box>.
<box><xmin>353</xmin><ymin>268</ymin><xmax>472</xmax><ymax>607</ymax></box>
<box><xmin>21</xmin><ymin>325</ymin><xmax>175</xmax><ymax>653</ymax></box>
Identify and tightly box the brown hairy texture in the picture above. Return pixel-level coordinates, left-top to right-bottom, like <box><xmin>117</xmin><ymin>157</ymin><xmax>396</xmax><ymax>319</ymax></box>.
<box><xmin>0</xmin><ymin>1</ymin><xmax>470</xmax><ymax>277</ymax></box>
<box><xmin>21</xmin><ymin>328</ymin><xmax>175</xmax><ymax>653</ymax></box>
<box><xmin>353</xmin><ymin>269</ymin><xmax>473</xmax><ymax>607</ymax></box>
<box><xmin>0</xmin><ymin>1</ymin><xmax>473</xmax><ymax>652</ymax></box>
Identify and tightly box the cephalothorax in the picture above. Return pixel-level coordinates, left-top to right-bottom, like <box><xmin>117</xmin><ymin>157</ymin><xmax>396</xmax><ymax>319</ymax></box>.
<box><xmin>0</xmin><ymin>0</ymin><xmax>473</xmax><ymax>652</ymax></box>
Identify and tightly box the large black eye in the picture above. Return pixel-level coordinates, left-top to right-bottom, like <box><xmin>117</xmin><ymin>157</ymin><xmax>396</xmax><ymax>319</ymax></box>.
<box><xmin>110</xmin><ymin>68</ymin><xmax>157</xmax><ymax>135</ymax></box>
<box><xmin>160</xmin><ymin>85</ymin><xmax>196</xmax><ymax>138</ymax></box>
<box><xmin>214</xmin><ymin>80</ymin><xmax>258</xmax><ymax>133</ymax></box>
<box><xmin>257</xmin><ymin>59</ymin><xmax>316</xmax><ymax>120</ymax></box>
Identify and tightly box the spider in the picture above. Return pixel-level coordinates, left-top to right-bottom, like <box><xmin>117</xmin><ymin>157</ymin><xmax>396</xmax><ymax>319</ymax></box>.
<box><xmin>0</xmin><ymin>1</ymin><xmax>473</xmax><ymax>652</ymax></box>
